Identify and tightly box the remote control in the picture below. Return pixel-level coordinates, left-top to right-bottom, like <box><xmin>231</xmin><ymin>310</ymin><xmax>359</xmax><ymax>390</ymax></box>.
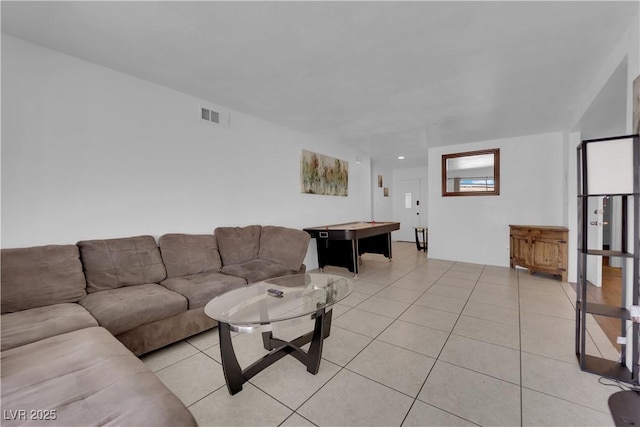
<box><xmin>267</xmin><ymin>288</ymin><xmax>284</xmax><ymax>298</ymax></box>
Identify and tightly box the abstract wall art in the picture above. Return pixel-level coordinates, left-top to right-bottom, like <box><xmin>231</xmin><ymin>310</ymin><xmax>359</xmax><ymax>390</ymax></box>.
<box><xmin>300</xmin><ymin>150</ymin><xmax>348</xmax><ymax>196</ymax></box>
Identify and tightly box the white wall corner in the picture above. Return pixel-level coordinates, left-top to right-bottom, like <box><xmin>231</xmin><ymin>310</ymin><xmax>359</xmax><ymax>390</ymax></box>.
<box><xmin>569</xmin><ymin>14</ymin><xmax>640</xmax><ymax>133</ymax></box>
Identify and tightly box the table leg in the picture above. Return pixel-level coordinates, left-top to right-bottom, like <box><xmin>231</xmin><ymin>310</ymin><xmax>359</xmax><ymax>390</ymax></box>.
<box><xmin>218</xmin><ymin>322</ymin><xmax>244</xmax><ymax>395</ymax></box>
<box><xmin>306</xmin><ymin>308</ymin><xmax>326</xmax><ymax>374</ymax></box>
<box><xmin>323</xmin><ymin>308</ymin><xmax>333</xmax><ymax>339</ymax></box>
<box><xmin>351</xmin><ymin>239</ymin><xmax>359</xmax><ymax>276</ymax></box>
<box><xmin>262</xmin><ymin>331</ymin><xmax>274</xmax><ymax>350</ymax></box>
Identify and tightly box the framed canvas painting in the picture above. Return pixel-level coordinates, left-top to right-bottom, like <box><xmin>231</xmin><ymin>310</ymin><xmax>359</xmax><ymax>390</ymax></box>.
<box><xmin>301</xmin><ymin>150</ymin><xmax>348</xmax><ymax>196</ymax></box>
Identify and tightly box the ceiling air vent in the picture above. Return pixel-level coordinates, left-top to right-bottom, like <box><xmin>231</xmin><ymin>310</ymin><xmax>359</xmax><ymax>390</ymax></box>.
<box><xmin>199</xmin><ymin>106</ymin><xmax>230</xmax><ymax>128</ymax></box>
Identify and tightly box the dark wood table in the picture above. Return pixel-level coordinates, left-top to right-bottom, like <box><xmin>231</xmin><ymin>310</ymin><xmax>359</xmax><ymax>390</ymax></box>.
<box><xmin>204</xmin><ymin>273</ymin><xmax>353</xmax><ymax>395</ymax></box>
<box><xmin>304</xmin><ymin>221</ymin><xmax>400</xmax><ymax>277</ymax></box>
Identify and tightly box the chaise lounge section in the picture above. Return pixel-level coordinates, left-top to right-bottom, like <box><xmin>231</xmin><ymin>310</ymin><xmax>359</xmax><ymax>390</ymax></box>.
<box><xmin>1</xmin><ymin>327</ymin><xmax>197</xmax><ymax>427</ymax></box>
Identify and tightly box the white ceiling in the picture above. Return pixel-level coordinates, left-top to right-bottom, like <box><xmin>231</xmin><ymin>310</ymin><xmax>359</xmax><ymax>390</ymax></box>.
<box><xmin>2</xmin><ymin>1</ymin><xmax>637</xmax><ymax>168</ymax></box>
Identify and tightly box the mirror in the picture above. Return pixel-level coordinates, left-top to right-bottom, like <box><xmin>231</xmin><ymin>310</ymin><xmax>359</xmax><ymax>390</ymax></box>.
<box><xmin>442</xmin><ymin>148</ymin><xmax>500</xmax><ymax>196</ymax></box>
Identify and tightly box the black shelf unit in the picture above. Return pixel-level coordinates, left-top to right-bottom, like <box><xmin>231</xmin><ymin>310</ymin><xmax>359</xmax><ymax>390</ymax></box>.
<box><xmin>576</xmin><ymin>134</ymin><xmax>639</xmax><ymax>385</ymax></box>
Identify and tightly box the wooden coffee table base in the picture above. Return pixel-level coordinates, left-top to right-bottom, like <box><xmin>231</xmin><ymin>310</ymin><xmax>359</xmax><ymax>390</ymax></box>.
<box><xmin>218</xmin><ymin>308</ymin><xmax>332</xmax><ymax>395</ymax></box>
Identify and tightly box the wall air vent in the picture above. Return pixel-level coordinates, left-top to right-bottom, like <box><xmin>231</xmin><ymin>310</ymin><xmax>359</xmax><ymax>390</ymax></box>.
<box><xmin>201</xmin><ymin>107</ymin><xmax>219</xmax><ymax>124</ymax></box>
<box><xmin>199</xmin><ymin>106</ymin><xmax>230</xmax><ymax>128</ymax></box>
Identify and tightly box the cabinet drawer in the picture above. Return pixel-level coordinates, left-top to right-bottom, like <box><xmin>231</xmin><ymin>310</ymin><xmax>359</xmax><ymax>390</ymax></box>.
<box><xmin>534</xmin><ymin>231</ymin><xmax>566</xmax><ymax>243</ymax></box>
<box><xmin>509</xmin><ymin>227</ymin><xmax>529</xmax><ymax>238</ymax></box>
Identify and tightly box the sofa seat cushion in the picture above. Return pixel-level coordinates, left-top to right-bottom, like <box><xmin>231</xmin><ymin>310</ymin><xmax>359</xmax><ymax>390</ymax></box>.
<box><xmin>79</xmin><ymin>284</ymin><xmax>186</xmax><ymax>336</ymax></box>
<box><xmin>0</xmin><ymin>327</ymin><xmax>197</xmax><ymax>427</ymax></box>
<box><xmin>1</xmin><ymin>303</ymin><xmax>98</xmax><ymax>352</ymax></box>
<box><xmin>1</xmin><ymin>245</ymin><xmax>87</xmax><ymax>314</ymax></box>
<box><xmin>77</xmin><ymin>235</ymin><xmax>167</xmax><ymax>293</ymax></box>
<box><xmin>160</xmin><ymin>271</ymin><xmax>246</xmax><ymax>309</ymax></box>
<box><xmin>259</xmin><ymin>225</ymin><xmax>311</xmax><ymax>270</ymax></box>
<box><xmin>159</xmin><ymin>233</ymin><xmax>222</xmax><ymax>278</ymax></box>
<box><xmin>214</xmin><ymin>225</ymin><xmax>262</xmax><ymax>265</ymax></box>
<box><xmin>221</xmin><ymin>259</ymin><xmax>299</xmax><ymax>284</ymax></box>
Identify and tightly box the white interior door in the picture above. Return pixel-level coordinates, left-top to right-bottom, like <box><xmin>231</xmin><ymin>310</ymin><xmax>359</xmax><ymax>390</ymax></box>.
<box><xmin>394</xmin><ymin>179</ymin><xmax>421</xmax><ymax>242</ymax></box>
<box><xmin>586</xmin><ymin>196</ymin><xmax>604</xmax><ymax>287</ymax></box>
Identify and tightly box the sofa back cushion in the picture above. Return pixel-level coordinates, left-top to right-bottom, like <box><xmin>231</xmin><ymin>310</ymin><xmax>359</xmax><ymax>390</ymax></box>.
<box><xmin>159</xmin><ymin>234</ymin><xmax>222</xmax><ymax>278</ymax></box>
<box><xmin>1</xmin><ymin>245</ymin><xmax>87</xmax><ymax>314</ymax></box>
<box><xmin>77</xmin><ymin>235</ymin><xmax>166</xmax><ymax>293</ymax></box>
<box><xmin>214</xmin><ymin>225</ymin><xmax>262</xmax><ymax>266</ymax></box>
<box><xmin>259</xmin><ymin>226</ymin><xmax>311</xmax><ymax>270</ymax></box>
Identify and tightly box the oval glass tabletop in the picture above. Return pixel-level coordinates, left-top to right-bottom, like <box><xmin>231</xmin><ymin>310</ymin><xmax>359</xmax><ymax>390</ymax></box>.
<box><xmin>204</xmin><ymin>273</ymin><xmax>353</xmax><ymax>327</ymax></box>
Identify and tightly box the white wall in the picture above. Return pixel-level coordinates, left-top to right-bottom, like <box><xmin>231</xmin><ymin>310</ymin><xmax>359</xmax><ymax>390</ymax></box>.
<box><xmin>566</xmin><ymin>132</ymin><xmax>581</xmax><ymax>283</ymax></box>
<box><xmin>1</xmin><ymin>36</ymin><xmax>372</xmax><ymax>270</ymax></box>
<box><xmin>371</xmin><ymin>163</ymin><xmax>394</xmax><ymax>222</ymax></box>
<box><xmin>428</xmin><ymin>132</ymin><xmax>564</xmax><ymax>267</ymax></box>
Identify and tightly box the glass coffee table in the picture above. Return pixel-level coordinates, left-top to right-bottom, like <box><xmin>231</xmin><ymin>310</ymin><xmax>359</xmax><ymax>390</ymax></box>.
<box><xmin>204</xmin><ymin>273</ymin><xmax>353</xmax><ymax>395</ymax></box>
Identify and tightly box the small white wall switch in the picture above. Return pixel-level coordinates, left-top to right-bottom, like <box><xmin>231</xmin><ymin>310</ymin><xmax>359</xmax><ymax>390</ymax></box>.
<box><xmin>617</xmin><ymin>336</ymin><xmax>627</xmax><ymax>345</ymax></box>
<box><xmin>630</xmin><ymin>305</ymin><xmax>640</xmax><ymax>322</ymax></box>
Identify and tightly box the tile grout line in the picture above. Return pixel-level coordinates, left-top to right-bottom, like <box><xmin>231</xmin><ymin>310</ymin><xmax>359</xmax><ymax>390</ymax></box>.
<box><xmin>261</xmin><ymin>247</ymin><xmax>428</xmax><ymax>421</ymax></box>
<box><xmin>403</xmin><ymin>262</ymin><xmax>486</xmax><ymax>426</ymax></box>
<box><xmin>518</xmin><ymin>272</ymin><xmax>623</xmax><ymax>418</ymax></box>
<box><xmin>518</xmin><ymin>269</ymin><xmax>524</xmax><ymax>427</ymax></box>
<box><xmin>518</xmin><ymin>272</ymin><xmax>607</xmax><ymax>425</ymax></box>
<box><xmin>159</xmin><ymin>244</ymin><xmax>618</xmax><ymax>426</ymax></box>
<box><xmin>395</xmin><ymin>258</ymin><xmax>457</xmax><ymax>427</ymax></box>
<box><xmin>315</xmin><ymin>254</ymin><xmax>452</xmax><ymax>426</ymax></box>
<box><xmin>279</xmin><ymin>247</ymin><xmax>431</xmax><ymax>425</ymax></box>
<box><xmin>343</xmin><ymin>262</ymin><xmax>517</xmax><ymax>424</ymax></box>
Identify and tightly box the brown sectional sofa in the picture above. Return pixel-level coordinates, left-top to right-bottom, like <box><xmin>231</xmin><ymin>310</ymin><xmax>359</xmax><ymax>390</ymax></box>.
<box><xmin>0</xmin><ymin>225</ymin><xmax>310</xmax><ymax>427</ymax></box>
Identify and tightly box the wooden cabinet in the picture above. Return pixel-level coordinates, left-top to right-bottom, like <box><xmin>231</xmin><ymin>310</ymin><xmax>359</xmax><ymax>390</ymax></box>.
<box><xmin>509</xmin><ymin>225</ymin><xmax>568</xmax><ymax>282</ymax></box>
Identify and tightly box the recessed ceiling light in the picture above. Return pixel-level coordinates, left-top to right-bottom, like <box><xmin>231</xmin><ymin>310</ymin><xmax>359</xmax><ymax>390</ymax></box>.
<box><xmin>398</xmin><ymin>156</ymin><xmax>405</xmax><ymax>160</ymax></box>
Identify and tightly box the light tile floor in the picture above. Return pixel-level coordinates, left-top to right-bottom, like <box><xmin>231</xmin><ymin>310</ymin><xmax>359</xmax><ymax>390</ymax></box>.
<box><xmin>140</xmin><ymin>242</ymin><xmax>624</xmax><ymax>426</ymax></box>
